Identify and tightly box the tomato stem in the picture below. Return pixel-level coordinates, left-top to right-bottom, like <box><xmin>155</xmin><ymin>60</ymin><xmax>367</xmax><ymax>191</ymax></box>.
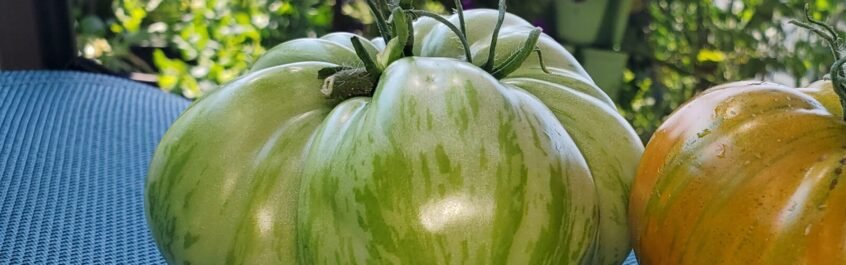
<box><xmin>483</xmin><ymin>0</ymin><xmax>507</xmax><ymax>71</ymax></box>
<box><xmin>789</xmin><ymin>5</ymin><xmax>842</xmax><ymax>60</ymax></box>
<box><xmin>391</xmin><ymin>7</ymin><xmax>413</xmax><ymax>58</ymax></box>
<box><xmin>321</xmin><ymin>0</ymin><xmax>549</xmax><ymax>103</ymax></box>
<box><xmin>831</xmin><ymin>57</ymin><xmax>846</xmax><ymax>119</ymax></box>
<box><xmin>790</xmin><ymin>25</ymin><xmax>841</xmax><ymax>62</ymax></box>
<box><xmin>320</xmin><ymin>68</ymin><xmax>377</xmax><ymax>102</ymax></box>
<box><xmin>408</xmin><ymin>10</ymin><xmax>473</xmax><ymax>63</ymax></box>
<box><xmin>367</xmin><ymin>0</ymin><xmax>392</xmax><ymax>42</ymax></box>
<box><xmin>378</xmin><ymin>9</ymin><xmax>413</xmax><ymax>68</ymax></box>
<box><xmin>533</xmin><ymin>48</ymin><xmax>552</xmax><ymax>74</ymax></box>
<box><xmin>402</xmin><ymin>9</ymin><xmax>415</xmax><ymax>56</ymax></box>
<box><xmin>791</xmin><ymin>4</ymin><xmax>846</xmax><ymax>119</ymax></box>
<box><xmin>491</xmin><ymin>28</ymin><xmax>542</xmax><ymax>78</ymax></box>
<box><xmin>318</xmin><ymin>66</ymin><xmax>353</xmax><ymax>79</ymax></box>
<box><xmin>351</xmin><ymin>37</ymin><xmax>381</xmax><ymax>75</ymax></box>
<box><xmin>801</xmin><ymin>4</ymin><xmax>841</xmax><ymax>48</ymax></box>
<box><xmin>320</xmin><ymin>38</ymin><xmax>381</xmax><ymax>103</ymax></box>
<box><xmin>454</xmin><ymin>0</ymin><xmax>467</xmax><ymax>39</ymax></box>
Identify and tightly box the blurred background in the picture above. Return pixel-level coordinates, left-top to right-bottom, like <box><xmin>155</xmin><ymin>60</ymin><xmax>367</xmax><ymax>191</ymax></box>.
<box><xmin>5</xmin><ymin>0</ymin><xmax>844</xmax><ymax>140</ymax></box>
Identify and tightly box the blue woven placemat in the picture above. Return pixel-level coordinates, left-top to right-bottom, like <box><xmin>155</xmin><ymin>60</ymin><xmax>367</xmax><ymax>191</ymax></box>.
<box><xmin>0</xmin><ymin>70</ymin><xmax>639</xmax><ymax>264</ymax></box>
<box><xmin>624</xmin><ymin>251</ymin><xmax>639</xmax><ymax>265</ymax></box>
<box><xmin>0</xmin><ymin>71</ymin><xmax>187</xmax><ymax>264</ymax></box>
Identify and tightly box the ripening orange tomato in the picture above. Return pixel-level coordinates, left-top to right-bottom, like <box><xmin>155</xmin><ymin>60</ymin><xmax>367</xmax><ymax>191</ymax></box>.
<box><xmin>629</xmin><ymin>78</ymin><xmax>846</xmax><ymax>265</ymax></box>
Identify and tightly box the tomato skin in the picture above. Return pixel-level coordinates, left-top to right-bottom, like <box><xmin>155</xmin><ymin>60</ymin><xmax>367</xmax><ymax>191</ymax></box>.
<box><xmin>145</xmin><ymin>9</ymin><xmax>643</xmax><ymax>265</ymax></box>
<box><xmin>630</xmin><ymin>80</ymin><xmax>846</xmax><ymax>265</ymax></box>
<box><xmin>799</xmin><ymin>80</ymin><xmax>843</xmax><ymax>117</ymax></box>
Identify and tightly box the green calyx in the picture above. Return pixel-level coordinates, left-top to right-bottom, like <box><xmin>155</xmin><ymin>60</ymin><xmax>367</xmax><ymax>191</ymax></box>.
<box><xmin>319</xmin><ymin>0</ymin><xmax>551</xmax><ymax>103</ymax></box>
<box><xmin>791</xmin><ymin>4</ymin><xmax>846</xmax><ymax>119</ymax></box>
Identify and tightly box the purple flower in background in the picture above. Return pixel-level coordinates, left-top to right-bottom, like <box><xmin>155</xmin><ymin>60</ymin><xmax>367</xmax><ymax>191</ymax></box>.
<box><xmin>532</xmin><ymin>18</ymin><xmax>548</xmax><ymax>29</ymax></box>
<box><xmin>462</xmin><ymin>0</ymin><xmax>476</xmax><ymax>9</ymax></box>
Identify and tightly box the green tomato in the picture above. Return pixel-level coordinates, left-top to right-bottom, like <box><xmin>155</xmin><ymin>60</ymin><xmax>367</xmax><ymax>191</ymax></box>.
<box><xmin>145</xmin><ymin>9</ymin><xmax>642</xmax><ymax>265</ymax></box>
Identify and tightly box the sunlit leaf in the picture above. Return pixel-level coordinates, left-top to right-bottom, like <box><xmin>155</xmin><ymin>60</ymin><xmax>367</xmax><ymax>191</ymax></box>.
<box><xmin>623</xmin><ymin>69</ymin><xmax>635</xmax><ymax>83</ymax></box>
<box><xmin>423</xmin><ymin>1</ymin><xmax>446</xmax><ymax>14</ymax></box>
<box><xmin>696</xmin><ymin>49</ymin><xmax>726</xmax><ymax>62</ymax></box>
<box><xmin>109</xmin><ymin>23</ymin><xmax>124</xmax><ymax>33</ymax></box>
<box><xmin>277</xmin><ymin>2</ymin><xmax>294</xmax><ymax>15</ymax></box>
<box><xmin>816</xmin><ymin>0</ymin><xmax>830</xmax><ymax>11</ymax></box>
<box><xmin>181</xmin><ymin>76</ymin><xmax>200</xmax><ymax>99</ymax></box>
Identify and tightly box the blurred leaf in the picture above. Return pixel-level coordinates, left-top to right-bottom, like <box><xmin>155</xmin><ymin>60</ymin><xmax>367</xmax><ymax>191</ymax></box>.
<box><xmin>72</xmin><ymin>0</ymin><xmax>843</xmax><ymax>137</ymax></box>
<box><xmin>422</xmin><ymin>1</ymin><xmax>446</xmax><ymax>14</ymax></box>
<box><xmin>696</xmin><ymin>49</ymin><xmax>726</xmax><ymax>62</ymax></box>
<box><xmin>74</xmin><ymin>0</ymin><xmax>337</xmax><ymax>98</ymax></box>
<box><xmin>624</xmin><ymin>69</ymin><xmax>635</xmax><ymax>83</ymax></box>
<box><xmin>619</xmin><ymin>0</ymin><xmax>843</xmax><ymax>140</ymax></box>
<box><xmin>816</xmin><ymin>0</ymin><xmax>830</xmax><ymax>11</ymax></box>
<box><xmin>110</xmin><ymin>23</ymin><xmax>124</xmax><ymax>33</ymax></box>
<box><xmin>80</xmin><ymin>15</ymin><xmax>107</xmax><ymax>35</ymax></box>
<box><xmin>153</xmin><ymin>49</ymin><xmax>182</xmax><ymax>91</ymax></box>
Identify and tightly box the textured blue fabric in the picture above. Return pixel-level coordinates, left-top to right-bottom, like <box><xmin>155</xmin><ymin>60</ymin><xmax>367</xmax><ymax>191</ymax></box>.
<box><xmin>0</xmin><ymin>70</ymin><xmax>641</xmax><ymax>264</ymax></box>
<box><xmin>0</xmin><ymin>71</ymin><xmax>188</xmax><ymax>264</ymax></box>
<box><xmin>624</xmin><ymin>251</ymin><xmax>639</xmax><ymax>265</ymax></box>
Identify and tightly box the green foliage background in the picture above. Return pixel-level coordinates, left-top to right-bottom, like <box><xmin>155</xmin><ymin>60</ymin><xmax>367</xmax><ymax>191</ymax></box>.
<box><xmin>73</xmin><ymin>0</ymin><xmax>337</xmax><ymax>98</ymax></box>
<box><xmin>621</xmin><ymin>0</ymin><xmax>844</xmax><ymax>139</ymax></box>
<box><xmin>72</xmin><ymin>0</ymin><xmax>844</xmax><ymax>139</ymax></box>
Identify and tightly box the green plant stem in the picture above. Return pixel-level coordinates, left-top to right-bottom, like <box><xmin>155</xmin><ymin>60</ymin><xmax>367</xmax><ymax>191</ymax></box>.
<box><xmin>351</xmin><ymin>37</ymin><xmax>381</xmax><ymax>75</ymax></box>
<box><xmin>533</xmin><ymin>49</ymin><xmax>551</xmax><ymax>74</ymax></box>
<box><xmin>319</xmin><ymin>0</ymin><xmax>552</xmax><ymax>103</ymax></box>
<box><xmin>793</xmin><ymin>5</ymin><xmax>846</xmax><ymax>120</ymax></box>
<box><xmin>390</xmin><ymin>7</ymin><xmax>413</xmax><ymax>57</ymax></box>
<box><xmin>403</xmin><ymin>9</ymin><xmax>415</xmax><ymax>56</ymax></box>
<box><xmin>320</xmin><ymin>38</ymin><xmax>381</xmax><ymax>102</ymax></box>
<box><xmin>803</xmin><ymin>4</ymin><xmax>840</xmax><ymax>44</ymax></box>
<box><xmin>791</xmin><ymin>21</ymin><xmax>839</xmax><ymax>59</ymax></box>
<box><xmin>367</xmin><ymin>0</ymin><xmax>392</xmax><ymax>41</ymax></box>
<box><xmin>831</xmin><ymin>57</ymin><xmax>846</xmax><ymax>118</ymax></box>
<box><xmin>376</xmin><ymin>0</ymin><xmax>391</xmax><ymax>15</ymax></box>
<box><xmin>321</xmin><ymin>68</ymin><xmax>377</xmax><ymax>102</ymax></box>
<box><xmin>408</xmin><ymin>10</ymin><xmax>473</xmax><ymax>63</ymax></box>
<box><xmin>484</xmin><ymin>0</ymin><xmax>507</xmax><ymax>71</ymax></box>
<box><xmin>378</xmin><ymin>8</ymin><xmax>412</xmax><ymax>67</ymax></box>
<box><xmin>491</xmin><ymin>28</ymin><xmax>541</xmax><ymax>78</ymax></box>
<box><xmin>454</xmin><ymin>0</ymin><xmax>466</xmax><ymax>39</ymax></box>
<box><xmin>318</xmin><ymin>66</ymin><xmax>353</xmax><ymax>79</ymax></box>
